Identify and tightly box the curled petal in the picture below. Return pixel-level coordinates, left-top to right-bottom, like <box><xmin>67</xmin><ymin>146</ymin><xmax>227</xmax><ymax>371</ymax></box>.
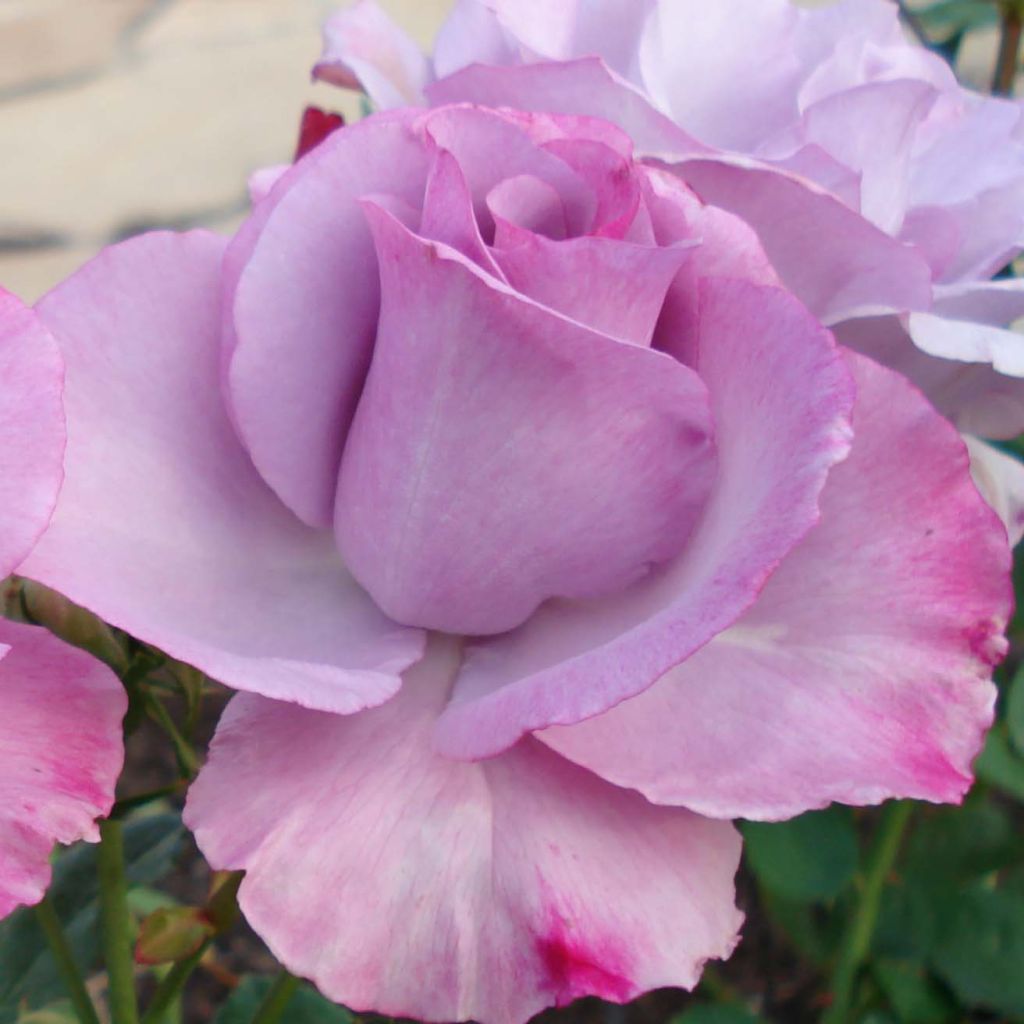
<box><xmin>676</xmin><ymin>159</ymin><xmax>935</xmax><ymax>324</ymax></box>
<box><xmin>22</xmin><ymin>231</ymin><xmax>424</xmax><ymax>714</ymax></box>
<box><xmin>491</xmin><ymin>232</ymin><xmax>692</xmax><ymax>346</ymax></box>
<box><xmin>434</xmin><ymin>277</ymin><xmax>853</xmax><ymax>758</ymax></box>
<box><xmin>335</xmin><ymin>204</ymin><xmax>716</xmax><ymax>635</ymax></box>
<box><xmin>313</xmin><ymin>0</ymin><xmax>431</xmax><ymax>108</ymax></box>
<box><xmin>966</xmin><ymin>437</ymin><xmax>1024</xmax><ymax>547</ymax></box>
<box><xmin>836</xmin><ymin>314</ymin><xmax>1024</xmax><ymax>440</ymax></box>
<box><xmin>185</xmin><ymin>638</ymin><xmax>742</xmax><ymax>1024</ymax></box>
<box><xmin>426</xmin><ymin>58</ymin><xmax>702</xmax><ymax>159</ymax></box>
<box><xmin>542</xmin><ymin>352</ymin><xmax>1009</xmax><ymax>819</ymax></box>
<box><xmin>226</xmin><ymin>113</ymin><xmax>429</xmax><ymax>527</ymax></box>
<box><xmin>0</xmin><ymin>620</ymin><xmax>125</xmax><ymax>917</ymax></box>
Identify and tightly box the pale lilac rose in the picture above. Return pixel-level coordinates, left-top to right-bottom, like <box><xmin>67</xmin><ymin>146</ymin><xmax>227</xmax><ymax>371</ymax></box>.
<box><xmin>0</xmin><ymin>290</ymin><xmax>125</xmax><ymax>918</ymax></box>
<box><xmin>316</xmin><ymin>0</ymin><xmax>1024</xmax><ymax>540</ymax></box>
<box><xmin>21</xmin><ymin>104</ymin><xmax>1010</xmax><ymax>1021</ymax></box>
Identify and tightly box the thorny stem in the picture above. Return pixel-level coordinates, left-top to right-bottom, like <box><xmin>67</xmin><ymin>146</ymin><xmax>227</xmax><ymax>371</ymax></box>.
<box><xmin>35</xmin><ymin>896</ymin><xmax>102</xmax><ymax>1024</ymax></box>
<box><xmin>822</xmin><ymin>801</ymin><xmax>914</xmax><ymax>1024</ymax></box>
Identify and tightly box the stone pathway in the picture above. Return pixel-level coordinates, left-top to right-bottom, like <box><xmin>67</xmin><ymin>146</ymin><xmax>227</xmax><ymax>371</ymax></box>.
<box><xmin>1</xmin><ymin>1</ymin><xmax>1012</xmax><ymax>301</ymax></box>
<box><xmin>0</xmin><ymin>0</ymin><xmax>450</xmax><ymax>300</ymax></box>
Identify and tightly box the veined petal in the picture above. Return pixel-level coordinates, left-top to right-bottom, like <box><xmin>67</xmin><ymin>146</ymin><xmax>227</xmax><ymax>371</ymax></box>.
<box><xmin>542</xmin><ymin>352</ymin><xmax>1009</xmax><ymax>819</ymax></box>
<box><xmin>22</xmin><ymin>231</ymin><xmax>424</xmax><ymax>714</ymax></box>
<box><xmin>185</xmin><ymin>637</ymin><xmax>742</xmax><ymax>1024</ymax></box>
<box><xmin>225</xmin><ymin>113</ymin><xmax>429</xmax><ymax>527</ymax></box>
<box><xmin>335</xmin><ymin>204</ymin><xmax>716</xmax><ymax>635</ymax></box>
<box><xmin>676</xmin><ymin>158</ymin><xmax>934</xmax><ymax>323</ymax></box>
<box><xmin>0</xmin><ymin>621</ymin><xmax>125</xmax><ymax>917</ymax></box>
<box><xmin>434</xmin><ymin>277</ymin><xmax>853</xmax><ymax>758</ymax></box>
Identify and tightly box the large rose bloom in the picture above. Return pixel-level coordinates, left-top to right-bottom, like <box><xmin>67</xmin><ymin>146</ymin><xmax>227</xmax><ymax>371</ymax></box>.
<box><xmin>0</xmin><ymin>290</ymin><xmax>124</xmax><ymax>918</ymax></box>
<box><xmin>318</xmin><ymin>0</ymin><xmax>1024</xmax><ymax>541</ymax></box>
<box><xmin>20</xmin><ymin>103</ymin><xmax>1009</xmax><ymax>1021</ymax></box>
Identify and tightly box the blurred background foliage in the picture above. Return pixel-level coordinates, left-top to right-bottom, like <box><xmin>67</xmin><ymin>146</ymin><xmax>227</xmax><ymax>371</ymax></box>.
<box><xmin>2</xmin><ymin>1</ymin><xmax>1024</xmax><ymax>1023</ymax></box>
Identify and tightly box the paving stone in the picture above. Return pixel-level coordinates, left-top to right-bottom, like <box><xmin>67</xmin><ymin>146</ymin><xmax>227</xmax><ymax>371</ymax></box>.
<box><xmin>0</xmin><ymin>0</ymin><xmax>154</xmax><ymax>95</ymax></box>
<box><xmin>0</xmin><ymin>0</ymin><xmax>451</xmax><ymax>300</ymax></box>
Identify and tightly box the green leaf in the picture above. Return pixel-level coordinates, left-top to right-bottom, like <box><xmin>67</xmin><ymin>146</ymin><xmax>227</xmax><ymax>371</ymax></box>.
<box><xmin>873</xmin><ymin>960</ymin><xmax>956</xmax><ymax>1024</ymax></box>
<box><xmin>1007</xmin><ymin>663</ymin><xmax>1024</xmax><ymax>755</ymax></box>
<box><xmin>930</xmin><ymin>885</ymin><xmax>1024</xmax><ymax>1015</ymax></box>
<box><xmin>876</xmin><ymin>802</ymin><xmax>1020</xmax><ymax>961</ymax></box>
<box><xmin>902</xmin><ymin>802</ymin><xmax>1018</xmax><ymax>888</ymax></box>
<box><xmin>0</xmin><ymin>813</ymin><xmax>184</xmax><ymax>1017</ymax></box>
<box><xmin>15</xmin><ymin>1001</ymin><xmax>78</xmax><ymax>1024</ymax></box>
<box><xmin>213</xmin><ymin>976</ymin><xmax>353</xmax><ymax>1024</ymax></box>
<box><xmin>915</xmin><ymin>0</ymin><xmax>999</xmax><ymax>38</ymax></box>
<box><xmin>671</xmin><ymin>1006</ymin><xmax>761</xmax><ymax>1024</ymax></box>
<box><xmin>974</xmin><ymin>727</ymin><xmax>1024</xmax><ymax>802</ymax></box>
<box><xmin>742</xmin><ymin>806</ymin><xmax>858</xmax><ymax>902</ymax></box>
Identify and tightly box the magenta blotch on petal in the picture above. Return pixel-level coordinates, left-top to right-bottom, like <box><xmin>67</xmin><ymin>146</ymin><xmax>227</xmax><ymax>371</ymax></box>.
<box><xmin>185</xmin><ymin>637</ymin><xmax>742</xmax><ymax>1024</ymax></box>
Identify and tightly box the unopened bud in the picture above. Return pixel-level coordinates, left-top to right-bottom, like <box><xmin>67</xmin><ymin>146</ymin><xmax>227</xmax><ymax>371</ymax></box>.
<box><xmin>135</xmin><ymin>906</ymin><xmax>214</xmax><ymax>965</ymax></box>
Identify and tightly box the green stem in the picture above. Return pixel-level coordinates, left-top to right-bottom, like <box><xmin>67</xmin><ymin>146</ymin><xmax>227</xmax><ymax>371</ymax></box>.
<box><xmin>140</xmin><ymin>941</ymin><xmax>211</xmax><ymax>1024</ymax></box>
<box><xmin>141</xmin><ymin>690</ymin><xmax>198</xmax><ymax>779</ymax></box>
<box><xmin>35</xmin><ymin>896</ymin><xmax>102</xmax><ymax>1024</ymax></box>
<box><xmin>99</xmin><ymin>818</ymin><xmax>140</xmax><ymax>1024</ymax></box>
<box><xmin>822</xmin><ymin>801</ymin><xmax>913</xmax><ymax>1024</ymax></box>
<box><xmin>251</xmin><ymin>972</ymin><xmax>301</xmax><ymax>1024</ymax></box>
<box><xmin>111</xmin><ymin>782</ymin><xmax>187</xmax><ymax>819</ymax></box>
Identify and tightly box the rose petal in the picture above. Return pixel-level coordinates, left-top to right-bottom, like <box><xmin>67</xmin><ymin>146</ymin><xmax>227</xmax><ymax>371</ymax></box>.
<box><xmin>0</xmin><ymin>620</ymin><xmax>125</xmax><ymax>917</ymax></box>
<box><xmin>421</xmin><ymin>147</ymin><xmax>506</xmax><ymax>276</ymax></box>
<box><xmin>910</xmin><ymin>312</ymin><xmax>1024</xmax><ymax>377</ymax></box>
<box><xmin>676</xmin><ymin>158</ymin><xmax>935</xmax><ymax>323</ymax></box>
<box><xmin>835</xmin><ymin>314</ymin><xmax>1024</xmax><ymax>440</ymax></box>
<box><xmin>185</xmin><ymin>636</ymin><xmax>742</xmax><ymax>1024</ymax></box>
<box><xmin>491</xmin><ymin>232</ymin><xmax>692</xmax><ymax>346</ymax></box>
<box><xmin>793</xmin><ymin>80</ymin><xmax>938</xmax><ymax>233</ymax></box>
<box><xmin>541</xmin><ymin>351</ymin><xmax>1009</xmax><ymax>819</ymax></box>
<box><xmin>294</xmin><ymin>106</ymin><xmax>346</xmax><ymax>161</ymax></box>
<box><xmin>432</xmin><ymin>0</ymin><xmax>518</xmax><ymax>79</ymax></box>
<box><xmin>642</xmin><ymin>166</ymin><xmax>779</xmax><ymax>366</ymax></box>
<box><xmin>335</xmin><ymin>203</ymin><xmax>716</xmax><ymax>635</ymax></box>
<box><xmin>908</xmin><ymin>279</ymin><xmax>1024</xmax><ymax>380</ymax></box>
<box><xmin>421</xmin><ymin>106</ymin><xmax>596</xmax><ymax>237</ymax></box>
<box><xmin>0</xmin><ymin>290</ymin><xmax>64</xmax><ymax>577</ymax></box>
<box><xmin>434</xmin><ymin>277</ymin><xmax>854</xmax><ymax>758</ymax></box>
<box><xmin>636</xmin><ymin>0</ymin><xmax>801</xmax><ymax>151</ymax></box>
<box><xmin>488</xmin><ymin>175</ymin><xmax>568</xmax><ymax>243</ymax></box>
<box><xmin>966</xmin><ymin>437</ymin><xmax>1024</xmax><ymax>547</ymax></box>
<box><xmin>426</xmin><ymin>58</ymin><xmax>703</xmax><ymax>159</ymax></box>
<box><xmin>313</xmin><ymin>0</ymin><xmax>431</xmax><ymax>108</ymax></box>
<box><xmin>22</xmin><ymin>231</ymin><xmax>424</xmax><ymax>714</ymax></box>
<box><xmin>225</xmin><ymin>112</ymin><xmax>429</xmax><ymax>527</ymax></box>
